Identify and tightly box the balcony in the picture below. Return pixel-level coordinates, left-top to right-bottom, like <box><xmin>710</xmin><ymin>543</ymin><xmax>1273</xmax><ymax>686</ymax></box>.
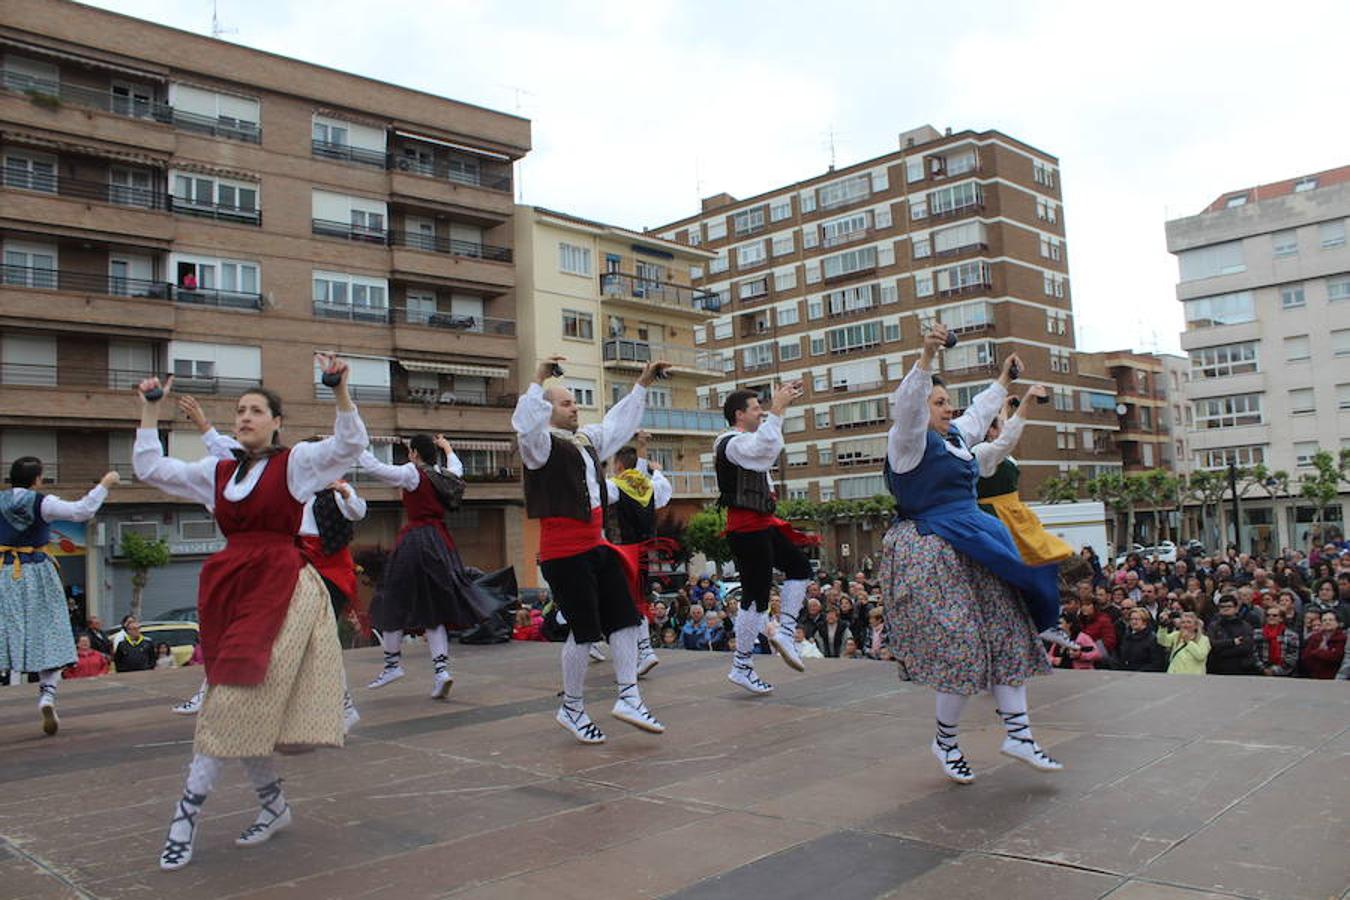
<box><xmin>171</xmin><ymin>196</ymin><xmax>261</xmax><ymax>226</ymax></box>
<box><xmin>388</xmin><ymin>229</ymin><xmax>512</xmax><ymax>263</ymax></box>
<box><xmin>312</xmin><ymin>218</ymin><xmax>387</xmax><ymax>245</ymax></box>
<box><xmin>600</xmin><ymin>272</ymin><xmax>721</xmax><ymax>316</ymax></box>
<box><xmin>311</xmin><ymin>139</ymin><xmax>386</xmax><ymax>169</ymax></box>
<box><xmin>662</xmin><ymin>469</ymin><xmax>718</xmax><ymax>498</ymax></box>
<box><xmin>2</xmin><ymin>264</ymin><xmax>261</xmax><ymax>310</ymax></box>
<box><xmin>638</xmin><ymin>409</ymin><xmax>726</xmax><ymax>434</ymax></box>
<box><xmin>937</xmin><ymin>280</ymin><xmax>992</xmax><ymax>299</ymax></box>
<box><xmin>929</xmin><ymin>201</ymin><xmax>984</xmax><ymax>223</ymax></box>
<box><xmin>389</xmin><ymin>153</ymin><xmax>513</xmax><ymax>193</ymax></box>
<box><xmin>398</xmin><ymin>307</ymin><xmax>516</xmax><ymax>336</ymax></box>
<box><xmin>312</xmin><ymin>300</ymin><xmax>391</xmax><ymax>325</ymax></box>
<box><xmin>1</xmin><ymin>171</ymin><xmax>168</xmax><ymax>211</ymax></box>
<box><xmin>399</xmin><ymin>387</ymin><xmax>517</xmax><ymax>409</ymax></box>
<box><xmin>0</xmin><ymin>363</ymin><xmax>151</xmax><ymax>392</ymax></box>
<box><xmin>167</xmin><ymin>108</ymin><xmax>261</xmax><ymax>144</ymax></box>
<box><xmin>1</xmin><ymin>69</ymin><xmax>172</xmax><ymax>122</ymax></box>
<box><xmin>602</xmin><ymin>339</ymin><xmax>724</xmax><ymax>377</ymax></box>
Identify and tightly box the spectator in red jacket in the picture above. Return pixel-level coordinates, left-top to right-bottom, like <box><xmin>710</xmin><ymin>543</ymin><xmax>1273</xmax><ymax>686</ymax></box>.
<box><xmin>1300</xmin><ymin>612</ymin><xmax>1346</xmax><ymax>679</ymax></box>
<box><xmin>511</xmin><ymin>607</ymin><xmax>548</xmax><ymax>642</ymax></box>
<box><xmin>64</xmin><ymin>634</ymin><xmax>110</xmax><ymax>679</ymax></box>
<box><xmin>1077</xmin><ymin>594</ymin><xmax>1118</xmax><ymax>656</ymax></box>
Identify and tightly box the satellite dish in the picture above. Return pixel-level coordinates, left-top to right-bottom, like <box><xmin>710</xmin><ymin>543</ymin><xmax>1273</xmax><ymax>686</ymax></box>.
<box><xmin>1115</xmin><ymin>404</ymin><xmax>1128</xmax><ymax>415</ymax></box>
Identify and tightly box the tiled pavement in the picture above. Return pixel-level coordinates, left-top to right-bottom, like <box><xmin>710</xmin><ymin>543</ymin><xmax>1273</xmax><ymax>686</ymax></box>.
<box><xmin>0</xmin><ymin>643</ymin><xmax>1345</xmax><ymax>899</ymax></box>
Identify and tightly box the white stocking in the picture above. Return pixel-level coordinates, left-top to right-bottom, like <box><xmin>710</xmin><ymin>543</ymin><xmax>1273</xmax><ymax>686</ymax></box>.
<box><xmin>609</xmin><ymin>625</ymin><xmax>642</xmax><ymax>705</ymax></box>
<box><xmin>934</xmin><ymin>691</ymin><xmax>969</xmax><ymax>752</ymax></box>
<box><xmin>992</xmin><ymin>683</ymin><xmax>1034</xmax><ymax>742</ymax></box>
<box><xmin>733</xmin><ymin>608</ymin><xmax>764</xmax><ymax>669</ymax></box>
<box><xmin>426</xmin><ymin>625</ymin><xmax>450</xmax><ymax>674</ymax></box>
<box><xmin>779</xmin><ymin>579</ymin><xmax>807</xmax><ymax>632</ymax></box>
<box><xmin>560</xmin><ymin>634</ymin><xmax>589</xmax><ymax>710</ymax></box>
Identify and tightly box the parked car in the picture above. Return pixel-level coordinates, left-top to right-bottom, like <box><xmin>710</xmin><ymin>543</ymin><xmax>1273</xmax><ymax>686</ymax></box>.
<box><xmin>159</xmin><ymin>606</ymin><xmax>198</xmax><ymax>623</ymax></box>
<box><xmin>1115</xmin><ymin>541</ymin><xmax>1178</xmax><ymax>567</ymax></box>
<box><xmin>109</xmin><ymin>621</ymin><xmax>200</xmax><ymax>666</ymax></box>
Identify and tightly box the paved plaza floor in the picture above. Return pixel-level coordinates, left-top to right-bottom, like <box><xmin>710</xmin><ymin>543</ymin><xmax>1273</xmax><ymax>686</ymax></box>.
<box><xmin>0</xmin><ymin>642</ymin><xmax>1345</xmax><ymax>899</ymax></box>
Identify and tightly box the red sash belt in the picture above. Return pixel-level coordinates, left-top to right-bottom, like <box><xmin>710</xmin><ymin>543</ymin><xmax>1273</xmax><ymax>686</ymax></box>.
<box><xmin>725</xmin><ymin>507</ymin><xmax>821</xmax><ymax>546</ymax></box>
<box><xmin>297</xmin><ymin>535</ymin><xmax>357</xmax><ymax>604</ymax></box>
<box><xmin>539</xmin><ymin>508</ymin><xmax>642</xmax><ymax>609</ymax></box>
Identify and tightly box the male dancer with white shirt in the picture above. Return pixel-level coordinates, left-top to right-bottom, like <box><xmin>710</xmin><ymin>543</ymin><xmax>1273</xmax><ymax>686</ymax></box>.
<box><xmin>715</xmin><ymin>380</ymin><xmax>815</xmax><ymax>694</ymax></box>
<box><xmin>513</xmin><ymin>355</ymin><xmax>668</xmax><ymax>744</ymax></box>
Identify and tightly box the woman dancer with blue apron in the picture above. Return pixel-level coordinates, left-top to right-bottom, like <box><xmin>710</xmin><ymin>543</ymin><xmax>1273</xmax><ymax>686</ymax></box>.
<box><xmin>881</xmin><ymin>325</ymin><xmax>1064</xmax><ymax>784</ymax></box>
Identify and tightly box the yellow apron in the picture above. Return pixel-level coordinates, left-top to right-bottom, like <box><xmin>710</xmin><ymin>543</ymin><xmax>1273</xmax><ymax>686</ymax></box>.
<box><xmin>981</xmin><ymin>492</ymin><xmax>1073</xmax><ymax>567</ymax></box>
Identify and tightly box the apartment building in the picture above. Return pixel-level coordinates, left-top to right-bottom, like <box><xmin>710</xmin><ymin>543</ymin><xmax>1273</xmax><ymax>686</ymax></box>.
<box><xmin>1078</xmin><ymin>350</ymin><xmax>1189</xmax><ymax>473</ymax></box>
<box><xmin>0</xmin><ymin>0</ymin><xmax>530</xmax><ymax>620</ymax></box>
<box><xmin>655</xmin><ymin>125</ymin><xmax>1118</xmax><ymax>562</ymax></box>
<box><xmin>1166</xmin><ymin>165</ymin><xmax>1350</xmax><ymax>552</ymax></box>
<box><xmin>513</xmin><ymin>206</ymin><xmax>721</xmax><ymax>584</ymax></box>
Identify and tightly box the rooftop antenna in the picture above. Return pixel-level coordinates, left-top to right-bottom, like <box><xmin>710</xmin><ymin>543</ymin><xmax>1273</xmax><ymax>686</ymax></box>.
<box><xmin>826</xmin><ymin>125</ymin><xmax>837</xmax><ymax>170</ymax></box>
<box><xmin>496</xmin><ymin>83</ymin><xmax>533</xmax><ymax>202</ymax></box>
<box><xmin>210</xmin><ymin>0</ymin><xmax>237</xmax><ymax>39</ymax></box>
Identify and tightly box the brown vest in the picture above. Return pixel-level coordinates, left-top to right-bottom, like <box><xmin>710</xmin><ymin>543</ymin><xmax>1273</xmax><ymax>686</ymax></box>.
<box><xmin>524</xmin><ymin>434</ymin><xmax>607</xmax><ymax>523</ymax></box>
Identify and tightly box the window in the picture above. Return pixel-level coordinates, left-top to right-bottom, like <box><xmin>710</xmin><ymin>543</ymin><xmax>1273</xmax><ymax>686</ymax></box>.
<box><xmin>709</xmin><ymin>252</ymin><xmax>729</xmax><ymax>274</ymax></box>
<box><xmin>683</xmin><ymin>225</ymin><xmax>702</xmax><ymax>245</ymax></box>
<box><xmin>313</xmin><ymin>355</ymin><xmax>389</xmax><ymax>402</ymax></box>
<box><xmin>875</xmin><ymin>205</ymin><xmax>893</xmax><ymax>229</ymax></box>
<box><xmin>1280</xmin><ymin>284</ymin><xmax>1306</xmax><ymax>309</ymax></box>
<box><xmin>1190</xmin><ymin>341</ymin><xmax>1258</xmax><ymax>378</ymax></box>
<box><xmin>1</xmin><ymin>334</ymin><xmax>56</xmax><ymax>386</ymax></box>
<box><xmin>1272</xmin><ymin>230</ymin><xmax>1298</xmax><ymax>257</ymax></box>
<box><xmin>739</xmin><ymin>277</ymin><xmax>768</xmax><ymax>300</ymax></box>
<box><xmin>170</xmin><ymin>84</ymin><xmax>260</xmax><ymax>137</ymax></box>
<box><xmin>737</xmin><ymin>242</ymin><xmax>767</xmax><ymax>268</ymax></box>
<box><xmin>741</xmin><ymin>343</ymin><xmax>773</xmax><ymax>370</ymax></box>
<box><xmin>1293</xmin><ymin>177</ymin><xmax>1317</xmax><ymax>192</ymax></box>
<box><xmin>937</xmin><ymin>341</ymin><xmax>994</xmax><ymax>373</ymax></box>
<box><xmin>1336</xmin><ymin>329</ymin><xmax>1350</xmax><ymax>356</ymax></box>
<box><xmin>1288</xmin><ymin>388</ymin><xmax>1315</xmax><ymax>414</ymax></box>
<box><xmin>1195</xmin><ymin>393</ymin><xmax>1263</xmax><ymax>428</ymax></box>
<box><xmin>936</xmin><ymin>260</ymin><xmax>989</xmax><ymax>294</ymax></box>
<box><xmin>810</xmin><ymin>336</ymin><xmax>826</xmax><ymax>356</ymax></box>
<box><xmin>108</xmin><ymin>167</ymin><xmax>155</xmax><ymax>207</ymax></box>
<box><xmin>774</xmin><ymin>269</ymin><xmax>797</xmax><ymax>292</ymax></box>
<box><xmin>912</xmin><ymin>236</ymin><xmax>931</xmax><ymax>259</ymax></box>
<box><xmin>1319</xmin><ymin>220</ymin><xmax>1345</xmax><ymax>249</ymax></box>
<box><xmin>1338</xmin><ymin>383</ymin><xmax>1350</xmax><ymax>410</ymax></box>
<box><xmin>1050</xmin><ymin>349</ymin><xmax>1072</xmax><ymax>373</ymax></box>
<box><xmin>772</xmin><ymin>233</ymin><xmax>794</xmax><ymax>257</ymax></box>
<box><xmin>1056</xmin><ymin>426</ymin><xmax>1076</xmax><ymax>450</ymax></box>
<box><xmin>1327</xmin><ymin>278</ymin><xmax>1350</xmax><ymax>302</ymax></box>
<box><xmin>1053</xmin><ymin>391</ymin><xmax>1073</xmax><ymax>412</ymax></box>
<box><xmin>928</xmin><ymin>181</ymin><xmax>981</xmax><ymax>216</ymax></box>
<box><xmin>801</xmin><ymin>226</ymin><xmax>819</xmax><ymax>250</ymax></box>
<box><xmin>1036</xmin><ymin>198</ymin><xmax>1058</xmax><ymax>222</ymax></box>
<box><xmin>690</xmin><ymin>265</ymin><xmax>703</xmax><ymax>280</ymax></box>
<box><xmin>787</xmin><ymin>448</ymin><xmax>808</xmax><ymax>465</ymax></box>
<box><xmin>561</xmin><ymin>309</ymin><xmax>594</xmax><ymax>340</ymax></box>
<box><xmin>937</xmin><ymin>300</ymin><xmax>994</xmax><ymax>333</ymax></box>
<box><xmin>1039</xmin><ymin>235</ymin><xmax>1063</xmax><ymax>260</ymax></box>
<box><xmin>1178</xmin><ymin>241</ymin><xmax>1246</xmax><ymax>281</ymax></box>
<box><xmin>1046</xmin><ymin>309</ymin><xmax>1068</xmax><ymax>334</ymax></box>
<box><xmin>826</xmin><ymin>321</ymin><xmax>881</xmax><ymax>354</ymax></box>
<box><xmin>778</xmin><ymin>339</ymin><xmax>802</xmax><ymax>362</ymax></box>
<box><xmin>776</xmin><ymin>301</ymin><xmax>799</xmax><ymax>326</ymax></box>
<box><xmin>558</xmin><ymin>243</ymin><xmax>592</xmax><ymax>276</ymax></box>
<box><xmin>821</xmin><ymin>212</ymin><xmax>869</xmax><ymax>247</ymax></box>
<box><xmin>782</xmin><ymin>409</ymin><xmax>806</xmax><ymax>435</ymax></box>
<box><xmin>817</xmin><ymin>174</ymin><xmax>871</xmax><ymax>210</ymax></box>
<box><xmin>713</xmin><ymin>319</ymin><xmax>733</xmax><ymax>340</ymax></box>
<box><xmin>706</xmin><ymin>219</ymin><xmax>727</xmax><ymax>241</ymax></box>
<box><xmin>807</xmin><ymin>297</ymin><xmax>824</xmax><ymax>320</ymax></box>
<box><xmin>815</xmin><ymin>409</ymin><xmax>831</xmax><ymax>430</ymax></box>
<box><xmin>3</xmin><ymin>151</ymin><xmax>57</xmax><ymax>193</ymax></box>
<box><xmin>312</xmin><ymin>115</ymin><xmax>385</xmax><ymax>159</ymax></box>
<box><xmin>933</xmin><ymin>222</ymin><xmax>985</xmax><ymax>255</ymax></box>
<box><xmin>1224</xmin><ymin>194</ymin><xmax>1248</xmax><ymax>208</ymax></box>
<box><xmin>831</xmin><ymin>397</ymin><xmax>888</xmax><ymax>428</ymax></box>
<box><xmin>733</xmin><ymin>208</ymin><xmax>765</xmax><ymax>235</ymax></box>
<box><xmin>174</xmin><ymin>172</ymin><xmax>258</xmax><ymax>219</ymax></box>
<box><xmin>1183</xmin><ymin>291</ymin><xmax>1256</xmax><ymax>327</ymax></box>
<box><xmin>1283</xmin><ymin>335</ymin><xmax>1311</xmax><ymax>362</ymax></box>
<box><xmin>2</xmin><ymin>242</ymin><xmax>58</xmax><ymax>288</ymax></box>
<box><xmin>770</xmin><ymin>198</ymin><xmax>792</xmax><ymax>222</ymax></box>
<box><xmin>905</xmin><ymin>157</ymin><xmax>924</xmax><ymax>183</ymax></box>
<box><xmin>312</xmin><ymin>270</ymin><xmax>385</xmax><ymax>320</ymax></box>
<box><xmin>564</xmin><ymin>378</ymin><xmax>596</xmax><ymax>408</ymax></box>
<box><xmin>1294</xmin><ymin>442</ymin><xmax>1319</xmax><ymax>467</ymax></box>
<box><xmin>883</xmin><ymin>317</ymin><xmax>900</xmax><ymax>342</ymax></box>
<box><xmin>168</xmin><ymin>341</ymin><xmax>261</xmax><ymax>390</ymax></box>
<box><xmin>693</xmin><ymin>325</ymin><xmax>706</xmax><ymax>345</ymax></box>
<box><xmin>1195</xmin><ymin>445</ymin><xmax>1266</xmax><ymax>469</ymax></box>
<box><xmin>915</xmin><ymin>273</ymin><xmax>934</xmax><ymax>297</ymax></box>
<box><xmin>822</xmin><ymin>246</ymin><xmax>877</xmax><ymax>279</ymax></box>
<box><xmin>825</xmin><ymin>283</ymin><xmax>874</xmax><ymax>316</ymax></box>
<box><xmin>1033</xmin><ymin>160</ymin><xmax>1056</xmax><ymax>187</ymax></box>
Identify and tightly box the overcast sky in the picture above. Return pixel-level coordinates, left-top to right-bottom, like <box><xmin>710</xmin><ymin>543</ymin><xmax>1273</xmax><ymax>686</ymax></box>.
<box><xmin>86</xmin><ymin>0</ymin><xmax>1350</xmax><ymax>354</ymax></box>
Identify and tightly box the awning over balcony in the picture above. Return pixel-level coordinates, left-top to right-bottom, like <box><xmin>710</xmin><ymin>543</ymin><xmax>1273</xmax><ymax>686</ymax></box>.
<box><xmin>397</xmin><ymin>359</ymin><xmax>510</xmax><ymax>379</ymax></box>
<box><xmin>0</xmin><ymin>38</ymin><xmax>168</xmax><ymax>81</ymax></box>
<box><xmin>392</xmin><ymin>130</ymin><xmax>511</xmax><ymax>161</ymax></box>
<box><xmin>453</xmin><ymin>439</ymin><xmax>514</xmax><ymax>452</ymax></box>
<box><xmin>0</xmin><ymin>130</ymin><xmax>168</xmax><ymax>167</ymax></box>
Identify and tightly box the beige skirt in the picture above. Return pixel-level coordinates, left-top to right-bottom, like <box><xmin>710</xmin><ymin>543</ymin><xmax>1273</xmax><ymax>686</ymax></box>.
<box><xmin>195</xmin><ymin>565</ymin><xmax>345</xmax><ymax>758</ymax></box>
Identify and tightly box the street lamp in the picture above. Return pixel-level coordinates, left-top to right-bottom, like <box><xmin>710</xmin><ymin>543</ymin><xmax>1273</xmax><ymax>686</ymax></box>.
<box><xmin>1226</xmin><ymin>460</ymin><xmax>1242</xmax><ymax>554</ymax></box>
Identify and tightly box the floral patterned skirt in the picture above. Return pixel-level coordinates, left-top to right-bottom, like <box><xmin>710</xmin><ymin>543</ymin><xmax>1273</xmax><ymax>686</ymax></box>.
<box><xmin>880</xmin><ymin>519</ymin><xmax>1050</xmax><ymax>696</ymax></box>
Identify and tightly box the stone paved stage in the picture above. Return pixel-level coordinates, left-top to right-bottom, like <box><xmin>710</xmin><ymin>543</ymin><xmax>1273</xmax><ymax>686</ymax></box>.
<box><xmin>0</xmin><ymin>643</ymin><xmax>1346</xmax><ymax>900</ymax></box>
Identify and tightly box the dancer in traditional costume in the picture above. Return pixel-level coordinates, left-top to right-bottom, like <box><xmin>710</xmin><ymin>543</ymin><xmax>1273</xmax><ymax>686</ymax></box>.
<box><xmin>880</xmin><ymin>326</ymin><xmax>1063</xmax><ymax>784</ymax></box>
<box><xmin>605</xmin><ymin>430</ymin><xmax>671</xmax><ymax>676</ymax></box>
<box><xmin>974</xmin><ymin>388</ymin><xmax>1074</xmax><ymax>569</ymax></box>
<box><xmin>132</xmin><ymin>359</ymin><xmax>367</xmax><ymax>870</ymax></box>
<box><xmin>360</xmin><ymin>433</ymin><xmax>497</xmax><ymax>700</ymax></box>
<box><xmin>0</xmin><ymin>461</ymin><xmax>117</xmax><ymax>735</ymax></box>
<box><xmin>715</xmin><ymin>381</ymin><xmax>816</xmax><ymax>695</ymax></box>
<box><xmin>512</xmin><ymin>355</ymin><xmax>667</xmax><ymax>744</ymax></box>
<box><xmin>171</xmin><ymin>397</ymin><xmax>364</xmax><ymax>729</ymax></box>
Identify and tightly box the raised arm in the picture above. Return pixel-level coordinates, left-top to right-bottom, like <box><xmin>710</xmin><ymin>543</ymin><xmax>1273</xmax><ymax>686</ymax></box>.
<box><xmin>512</xmin><ymin>381</ymin><xmax>555</xmax><ymax>471</ymax></box>
<box><xmin>433</xmin><ymin>435</ymin><xmax>465</xmax><ymax>478</ymax></box>
<box><xmin>650</xmin><ymin>465</ymin><xmax>673</xmax><ymax>510</ymax></box>
<box><xmin>356</xmin><ymin>450</ymin><xmax>420</xmax><ymax>491</ymax></box>
<box><xmin>334</xmin><ymin>481</ymin><xmax>367</xmax><ymax>521</ymax></box>
<box><xmin>584</xmin><ymin>360</ymin><xmax>670</xmax><ymax>460</ymax></box>
<box><xmin>724</xmin><ymin>380</ymin><xmax>799</xmax><ymax>472</ymax></box>
<box><xmin>40</xmin><ymin>473</ymin><xmax>117</xmax><ymax>523</ymax></box>
<box><xmin>133</xmin><ymin>428</ymin><xmax>218</xmax><ymax>507</ymax></box>
<box><xmin>952</xmin><ymin>353</ymin><xmax>1021</xmax><ymax>447</ymax></box>
<box><xmin>973</xmin><ymin>393</ymin><xmax>1039</xmax><ymax>478</ymax></box>
<box><xmin>200</xmin><ymin>427</ymin><xmax>241</xmax><ymax>461</ymax></box>
<box><xmin>286</xmin><ymin>405</ymin><xmax>369</xmax><ymax>503</ymax></box>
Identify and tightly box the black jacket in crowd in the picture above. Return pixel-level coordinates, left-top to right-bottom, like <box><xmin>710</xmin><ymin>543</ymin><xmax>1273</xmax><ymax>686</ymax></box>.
<box><xmin>113</xmin><ymin>636</ymin><xmax>158</xmax><ymax>673</ymax></box>
<box><xmin>1115</xmin><ymin>627</ymin><xmax>1167</xmax><ymax>672</ymax></box>
<box><xmin>1205</xmin><ymin>616</ymin><xmax>1258</xmax><ymax>675</ymax></box>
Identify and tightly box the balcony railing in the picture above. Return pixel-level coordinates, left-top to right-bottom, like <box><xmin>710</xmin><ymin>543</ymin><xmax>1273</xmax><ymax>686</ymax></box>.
<box><xmin>399</xmin><ymin>388</ymin><xmax>518</xmax><ymax>408</ymax></box>
<box><xmin>314</xmin><ymin>384</ymin><xmax>391</xmax><ymax>403</ymax></box>
<box><xmin>312</xmin><ymin>218</ymin><xmax>387</xmax><ymax>244</ymax></box>
<box><xmin>2</xmin><ymin>264</ymin><xmax>262</xmax><ymax>309</ymax></box>
<box><xmin>638</xmin><ymin>408</ymin><xmax>727</xmax><ymax>433</ymax></box>
<box><xmin>0</xmin><ymin>461</ymin><xmax>59</xmax><ymax>483</ymax></box>
<box><xmin>311</xmin><ymin>139</ymin><xmax>387</xmax><ymax>168</ymax></box>
<box><xmin>395</xmin><ymin>307</ymin><xmax>516</xmax><ymax>335</ymax></box>
<box><xmin>661</xmin><ymin>469</ymin><xmax>718</xmax><ymax>496</ymax></box>
<box><xmin>170</xmin><ymin>375</ymin><xmax>261</xmax><ymax>396</ymax></box>
<box><xmin>601</xmin><ymin>339</ymin><xmax>724</xmax><ymax>374</ymax></box>
<box><xmin>1</xmin><ymin>171</ymin><xmax>168</xmax><ymax>210</ymax></box>
<box><xmin>929</xmin><ymin>202</ymin><xmax>984</xmax><ymax>222</ymax></box>
<box><xmin>0</xmin><ymin>363</ymin><xmax>152</xmax><ymax>391</ymax></box>
<box><xmin>171</xmin><ymin>196</ymin><xmax>261</xmax><ymax>225</ymax></box>
<box><xmin>600</xmin><ymin>272</ymin><xmax>721</xmax><ymax>313</ymax></box>
<box><xmin>937</xmin><ymin>281</ymin><xmax>992</xmax><ymax>299</ymax></box>
<box><xmin>0</xmin><ymin>67</ymin><xmax>260</xmax><ymax>143</ymax></box>
<box><xmin>388</xmin><ymin>229</ymin><xmax>512</xmax><ymax>262</ymax></box>
<box><xmin>389</xmin><ymin>152</ymin><xmax>513</xmax><ymax>192</ymax></box>
<box><xmin>313</xmin><ymin>301</ymin><xmax>392</xmax><ymax>324</ymax></box>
